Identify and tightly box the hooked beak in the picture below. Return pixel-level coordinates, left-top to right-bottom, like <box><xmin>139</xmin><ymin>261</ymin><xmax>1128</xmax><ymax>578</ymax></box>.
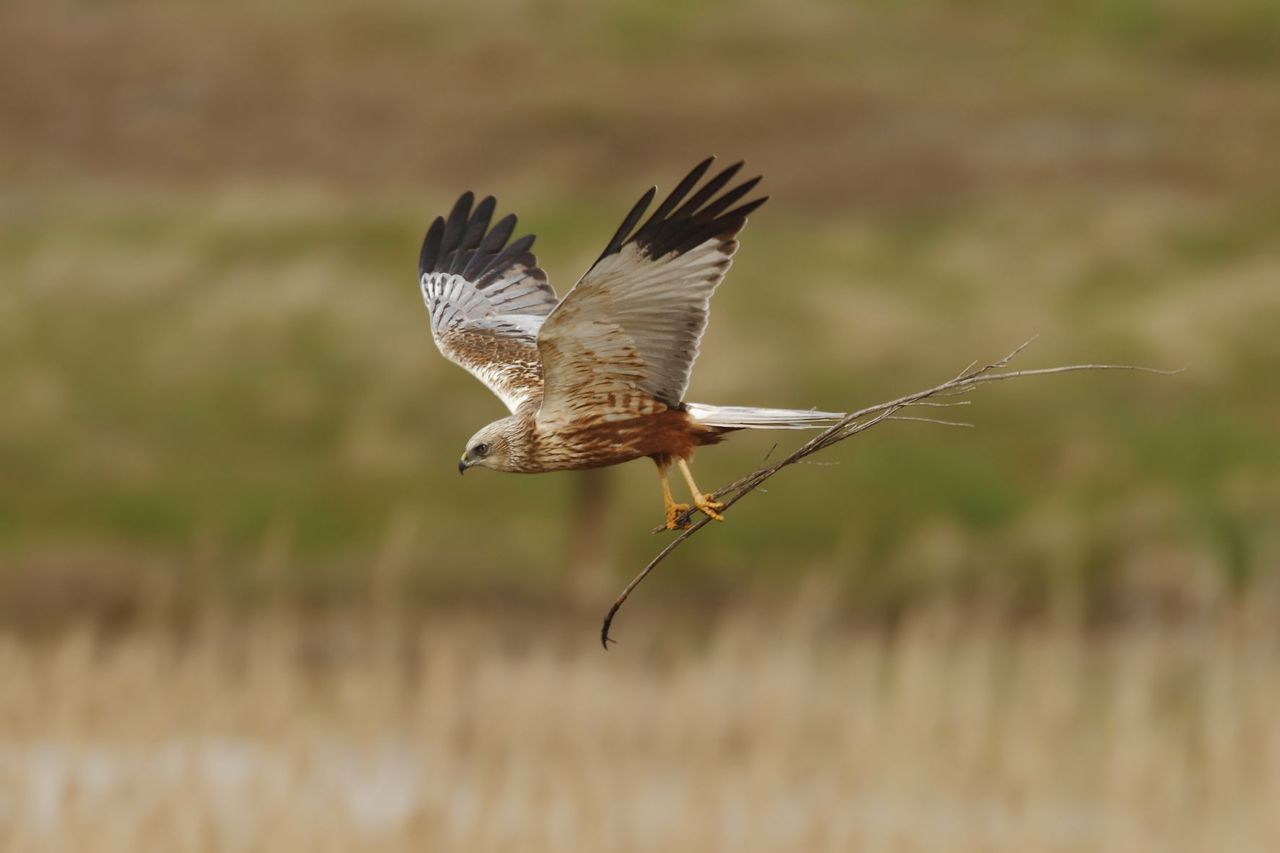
<box><xmin>458</xmin><ymin>457</ymin><xmax>469</xmax><ymax>475</ymax></box>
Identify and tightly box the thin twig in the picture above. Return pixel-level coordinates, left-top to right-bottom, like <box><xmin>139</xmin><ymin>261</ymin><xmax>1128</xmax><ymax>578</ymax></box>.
<box><xmin>601</xmin><ymin>339</ymin><xmax>1182</xmax><ymax>648</ymax></box>
<box><xmin>885</xmin><ymin>415</ymin><xmax>974</xmax><ymax>428</ymax></box>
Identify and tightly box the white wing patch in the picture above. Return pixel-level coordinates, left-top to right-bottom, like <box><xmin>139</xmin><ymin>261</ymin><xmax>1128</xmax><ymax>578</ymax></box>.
<box><xmin>416</xmin><ymin>193</ymin><xmax>558</xmax><ymax>414</ymax></box>
<box><xmin>420</xmin><ymin>272</ymin><xmax>545</xmax><ymax>413</ymax></box>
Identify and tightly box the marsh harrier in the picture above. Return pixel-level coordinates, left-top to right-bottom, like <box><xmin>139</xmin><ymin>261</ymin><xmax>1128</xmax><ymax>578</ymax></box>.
<box><xmin>419</xmin><ymin>158</ymin><xmax>843</xmax><ymax>529</ymax></box>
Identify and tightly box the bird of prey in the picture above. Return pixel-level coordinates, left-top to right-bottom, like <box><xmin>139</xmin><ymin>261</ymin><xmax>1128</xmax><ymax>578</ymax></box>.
<box><xmin>418</xmin><ymin>157</ymin><xmax>844</xmax><ymax>530</ymax></box>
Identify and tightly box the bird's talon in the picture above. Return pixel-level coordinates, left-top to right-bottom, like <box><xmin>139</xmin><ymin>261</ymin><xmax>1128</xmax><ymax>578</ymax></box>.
<box><xmin>695</xmin><ymin>497</ymin><xmax>726</xmax><ymax>522</ymax></box>
<box><xmin>664</xmin><ymin>503</ymin><xmax>692</xmax><ymax>531</ymax></box>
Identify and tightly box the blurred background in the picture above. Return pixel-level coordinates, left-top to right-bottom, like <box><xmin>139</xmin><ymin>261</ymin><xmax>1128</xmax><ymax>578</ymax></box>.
<box><xmin>2</xmin><ymin>0</ymin><xmax>1279</xmax><ymax>849</ymax></box>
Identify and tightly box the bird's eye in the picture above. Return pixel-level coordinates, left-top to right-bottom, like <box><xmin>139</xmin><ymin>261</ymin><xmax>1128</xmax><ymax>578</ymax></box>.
<box><xmin>474</xmin><ymin>443</ymin><xmax>489</xmax><ymax>457</ymax></box>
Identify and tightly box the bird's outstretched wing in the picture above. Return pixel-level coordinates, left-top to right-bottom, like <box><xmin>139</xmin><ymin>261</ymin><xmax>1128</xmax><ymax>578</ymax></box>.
<box><xmin>419</xmin><ymin>192</ymin><xmax>558</xmax><ymax>413</ymax></box>
<box><xmin>535</xmin><ymin>157</ymin><xmax>766</xmax><ymax>426</ymax></box>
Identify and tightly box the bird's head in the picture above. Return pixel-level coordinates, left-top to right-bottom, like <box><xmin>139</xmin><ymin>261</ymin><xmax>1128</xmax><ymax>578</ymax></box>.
<box><xmin>458</xmin><ymin>416</ymin><xmax>529</xmax><ymax>474</ymax></box>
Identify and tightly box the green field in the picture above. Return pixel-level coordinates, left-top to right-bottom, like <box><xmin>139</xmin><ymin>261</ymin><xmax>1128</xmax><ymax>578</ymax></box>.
<box><xmin>3</xmin><ymin>1</ymin><xmax>1280</xmax><ymax>622</ymax></box>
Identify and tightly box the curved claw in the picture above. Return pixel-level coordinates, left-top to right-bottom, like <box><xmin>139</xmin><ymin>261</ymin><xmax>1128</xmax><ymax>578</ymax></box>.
<box><xmin>695</xmin><ymin>495</ymin><xmax>725</xmax><ymax>522</ymax></box>
<box><xmin>664</xmin><ymin>502</ymin><xmax>693</xmax><ymax>530</ymax></box>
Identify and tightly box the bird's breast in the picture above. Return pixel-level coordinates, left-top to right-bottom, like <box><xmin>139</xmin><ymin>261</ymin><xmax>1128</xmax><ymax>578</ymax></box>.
<box><xmin>530</xmin><ymin>409</ymin><xmax>720</xmax><ymax>471</ymax></box>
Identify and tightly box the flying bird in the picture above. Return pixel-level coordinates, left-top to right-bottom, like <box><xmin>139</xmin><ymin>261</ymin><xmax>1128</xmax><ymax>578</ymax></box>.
<box><xmin>418</xmin><ymin>157</ymin><xmax>844</xmax><ymax>530</ymax></box>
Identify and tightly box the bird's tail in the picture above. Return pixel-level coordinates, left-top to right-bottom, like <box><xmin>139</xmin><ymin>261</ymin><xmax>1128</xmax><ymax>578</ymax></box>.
<box><xmin>686</xmin><ymin>403</ymin><xmax>845</xmax><ymax>430</ymax></box>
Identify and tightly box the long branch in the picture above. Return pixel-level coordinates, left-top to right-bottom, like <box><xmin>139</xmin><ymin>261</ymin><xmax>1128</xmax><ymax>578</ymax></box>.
<box><xmin>600</xmin><ymin>337</ymin><xmax>1181</xmax><ymax>648</ymax></box>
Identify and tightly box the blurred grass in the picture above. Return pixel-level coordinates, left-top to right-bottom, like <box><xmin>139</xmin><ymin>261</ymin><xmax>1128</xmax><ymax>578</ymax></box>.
<box><xmin>1</xmin><ymin>0</ymin><xmax>1279</xmax><ymax>622</ymax></box>
<box><xmin>2</xmin><ymin>608</ymin><xmax>1280</xmax><ymax>851</ymax></box>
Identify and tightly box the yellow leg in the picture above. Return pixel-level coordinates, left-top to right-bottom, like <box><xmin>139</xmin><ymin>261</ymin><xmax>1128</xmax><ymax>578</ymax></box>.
<box><xmin>677</xmin><ymin>458</ymin><xmax>725</xmax><ymax>522</ymax></box>
<box><xmin>659</xmin><ymin>464</ymin><xmax>692</xmax><ymax>530</ymax></box>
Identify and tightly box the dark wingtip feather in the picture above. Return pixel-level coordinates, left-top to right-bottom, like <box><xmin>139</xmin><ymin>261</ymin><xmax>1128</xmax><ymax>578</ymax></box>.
<box><xmin>443</xmin><ymin>191</ymin><xmax>472</xmax><ymax>231</ymax></box>
<box><xmin>418</xmin><ymin>216</ymin><xmax>445</xmax><ymax>278</ymax></box>
<box><xmin>598</xmin><ymin>186</ymin><xmax>656</xmax><ymax>261</ymax></box>
<box><xmin>462</xmin><ymin>212</ymin><xmax>517</xmax><ymax>280</ymax></box>
<box><xmin>476</xmin><ymin>232</ymin><xmax>537</xmax><ymax>288</ymax></box>
<box><xmin>449</xmin><ymin>195</ymin><xmax>497</xmax><ymax>275</ymax></box>
<box><xmin>670</xmin><ymin>195</ymin><xmax>768</xmax><ymax>256</ymax></box>
<box><xmin>698</xmin><ymin>174</ymin><xmax>762</xmax><ymax>220</ymax></box>
<box><xmin>671</xmin><ymin>160</ymin><xmax>743</xmax><ymax>221</ymax></box>
<box><xmin>610</xmin><ymin>159</ymin><xmax>768</xmax><ymax>261</ymax></box>
<box><xmin>639</xmin><ymin>157</ymin><xmax>715</xmax><ymax>235</ymax></box>
<box><xmin>419</xmin><ymin>194</ymin><xmax>546</xmax><ymax>293</ymax></box>
<box><xmin>467</xmin><ymin>196</ymin><xmax>497</xmax><ymax>246</ymax></box>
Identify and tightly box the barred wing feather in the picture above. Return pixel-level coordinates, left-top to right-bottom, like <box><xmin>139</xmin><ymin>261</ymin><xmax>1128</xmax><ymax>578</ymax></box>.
<box><xmin>418</xmin><ymin>192</ymin><xmax>558</xmax><ymax>413</ymax></box>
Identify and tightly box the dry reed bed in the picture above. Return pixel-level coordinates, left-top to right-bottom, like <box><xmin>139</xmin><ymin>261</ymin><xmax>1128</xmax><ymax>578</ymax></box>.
<box><xmin>0</xmin><ymin>609</ymin><xmax>1277</xmax><ymax>852</ymax></box>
